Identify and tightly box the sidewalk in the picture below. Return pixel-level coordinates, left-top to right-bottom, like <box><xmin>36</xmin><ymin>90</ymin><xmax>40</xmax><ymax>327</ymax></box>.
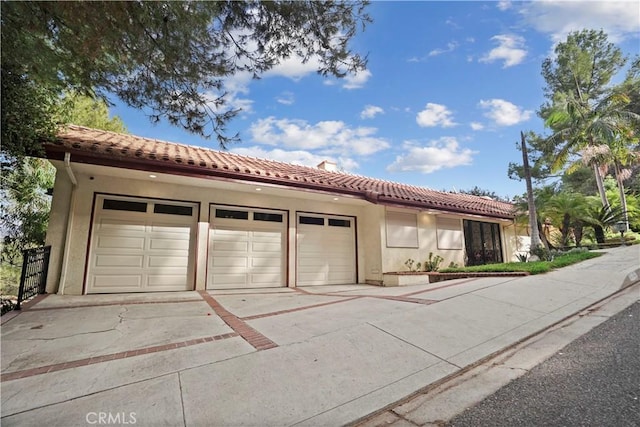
<box><xmin>1</xmin><ymin>245</ymin><xmax>638</xmax><ymax>426</ymax></box>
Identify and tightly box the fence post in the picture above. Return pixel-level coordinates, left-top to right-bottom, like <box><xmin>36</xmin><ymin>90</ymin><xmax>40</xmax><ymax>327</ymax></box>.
<box><xmin>16</xmin><ymin>249</ymin><xmax>30</xmax><ymax>311</ymax></box>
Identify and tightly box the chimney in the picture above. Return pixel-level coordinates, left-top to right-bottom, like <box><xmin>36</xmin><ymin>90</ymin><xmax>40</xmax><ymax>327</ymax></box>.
<box><xmin>317</xmin><ymin>160</ymin><xmax>337</xmax><ymax>172</ymax></box>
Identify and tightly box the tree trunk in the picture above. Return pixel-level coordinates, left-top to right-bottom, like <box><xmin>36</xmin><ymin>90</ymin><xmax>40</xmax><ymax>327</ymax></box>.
<box><xmin>521</xmin><ymin>132</ymin><xmax>541</xmax><ymax>253</ymax></box>
<box><xmin>593</xmin><ymin>162</ymin><xmax>609</xmax><ymax>208</ymax></box>
<box><xmin>538</xmin><ymin>220</ymin><xmax>553</xmax><ymax>250</ymax></box>
<box><xmin>574</xmin><ymin>221</ymin><xmax>584</xmax><ymax>247</ymax></box>
<box><xmin>613</xmin><ymin>161</ymin><xmax>629</xmax><ymax>229</ymax></box>
<box><xmin>594</xmin><ymin>225</ymin><xmax>605</xmax><ymax>244</ymax></box>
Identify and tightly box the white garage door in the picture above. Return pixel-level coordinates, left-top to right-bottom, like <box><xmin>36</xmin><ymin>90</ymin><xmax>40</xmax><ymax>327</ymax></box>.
<box><xmin>87</xmin><ymin>196</ymin><xmax>197</xmax><ymax>293</ymax></box>
<box><xmin>297</xmin><ymin>214</ymin><xmax>356</xmax><ymax>286</ymax></box>
<box><xmin>207</xmin><ymin>207</ymin><xmax>286</xmax><ymax>289</ymax></box>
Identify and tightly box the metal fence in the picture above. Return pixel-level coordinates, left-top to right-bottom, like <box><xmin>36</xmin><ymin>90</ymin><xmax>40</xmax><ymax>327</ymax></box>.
<box><xmin>16</xmin><ymin>246</ymin><xmax>51</xmax><ymax>310</ymax></box>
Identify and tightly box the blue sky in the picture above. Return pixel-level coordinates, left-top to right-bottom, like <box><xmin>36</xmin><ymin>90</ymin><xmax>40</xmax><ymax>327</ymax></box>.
<box><xmin>111</xmin><ymin>1</ymin><xmax>640</xmax><ymax>200</ymax></box>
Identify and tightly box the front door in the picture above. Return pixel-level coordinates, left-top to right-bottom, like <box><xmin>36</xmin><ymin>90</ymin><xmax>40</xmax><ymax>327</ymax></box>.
<box><xmin>463</xmin><ymin>220</ymin><xmax>503</xmax><ymax>266</ymax></box>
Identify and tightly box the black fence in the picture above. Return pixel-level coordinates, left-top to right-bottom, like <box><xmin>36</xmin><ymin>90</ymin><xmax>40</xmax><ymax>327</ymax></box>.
<box><xmin>16</xmin><ymin>246</ymin><xmax>51</xmax><ymax>310</ymax></box>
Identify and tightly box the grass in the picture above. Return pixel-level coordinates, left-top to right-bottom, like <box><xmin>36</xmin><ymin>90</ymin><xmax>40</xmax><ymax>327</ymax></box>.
<box><xmin>440</xmin><ymin>251</ymin><xmax>603</xmax><ymax>275</ymax></box>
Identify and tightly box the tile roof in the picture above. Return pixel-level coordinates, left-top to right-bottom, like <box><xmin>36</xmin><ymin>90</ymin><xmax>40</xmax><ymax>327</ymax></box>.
<box><xmin>45</xmin><ymin>125</ymin><xmax>515</xmax><ymax>219</ymax></box>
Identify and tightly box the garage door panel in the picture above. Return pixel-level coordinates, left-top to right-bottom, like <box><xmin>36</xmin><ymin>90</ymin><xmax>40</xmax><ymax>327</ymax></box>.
<box><xmin>94</xmin><ymin>255</ymin><xmax>144</xmax><ymax>268</ymax></box>
<box><xmin>212</xmin><ymin>241</ymin><xmax>249</xmax><ymax>253</ymax></box>
<box><xmin>209</xmin><ymin>274</ymin><xmax>248</xmax><ymax>286</ymax></box>
<box><xmin>91</xmin><ymin>275</ymin><xmax>143</xmax><ymax>289</ymax></box>
<box><xmin>147</xmin><ymin>274</ymin><xmax>188</xmax><ymax>287</ymax></box>
<box><xmin>95</xmin><ymin>236</ymin><xmax>145</xmax><ymax>250</ymax></box>
<box><xmin>213</xmin><ymin>228</ymin><xmax>249</xmax><ymax>238</ymax></box>
<box><xmin>211</xmin><ymin>257</ymin><xmax>248</xmax><ymax>268</ymax></box>
<box><xmin>251</xmin><ymin>272</ymin><xmax>282</xmax><ymax>284</ymax></box>
<box><xmin>250</xmin><ymin>256</ymin><xmax>281</xmax><ymax>269</ymax></box>
<box><xmin>148</xmin><ymin>238</ymin><xmax>190</xmax><ymax>251</ymax></box>
<box><xmin>149</xmin><ymin>223</ymin><xmax>192</xmax><ymax>233</ymax></box>
<box><xmin>252</xmin><ymin>230</ymin><xmax>281</xmax><ymax>239</ymax></box>
<box><xmin>297</xmin><ymin>256</ymin><xmax>325</xmax><ymax>267</ymax></box>
<box><xmin>148</xmin><ymin>256</ymin><xmax>189</xmax><ymax>267</ymax></box>
<box><xmin>252</xmin><ymin>241</ymin><xmax>281</xmax><ymax>252</ymax></box>
<box><xmin>97</xmin><ymin>219</ymin><xmax>146</xmax><ymax>233</ymax></box>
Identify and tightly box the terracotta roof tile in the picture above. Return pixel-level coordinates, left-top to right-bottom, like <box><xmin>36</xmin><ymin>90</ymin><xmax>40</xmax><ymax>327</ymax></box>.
<box><xmin>45</xmin><ymin>125</ymin><xmax>515</xmax><ymax>219</ymax></box>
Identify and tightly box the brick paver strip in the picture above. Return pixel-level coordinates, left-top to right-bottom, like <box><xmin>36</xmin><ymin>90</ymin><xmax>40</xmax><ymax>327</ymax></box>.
<box><xmin>198</xmin><ymin>291</ymin><xmax>278</xmax><ymax>351</ymax></box>
<box><xmin>241</xmin><ymin>296</ymin><xmax>362</xmax><ymax>321</ymax></box>
<box><xmin>0</xmin><ymin>332</ymin><xmax>239</xmax><ymax>383</ymax></box>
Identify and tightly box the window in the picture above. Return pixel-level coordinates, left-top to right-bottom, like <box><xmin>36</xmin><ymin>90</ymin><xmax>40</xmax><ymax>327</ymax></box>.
<box><xmin>328</xmin><ymin>218</ymin><xmax>350</xmax><ymax>227</ymax></box>
<box><xmin>299</xmin><ymin>216</ymin><xmax>324</xmax><ymax>225</ymax></box>
<box><xmin>254</xmin><ymin>212</ymin><xmax>283</xmax><ymax>222</ymax></box>
<box><xmin>436</xmin><ymin>217</ymin><xmax>463</xmax><ymax>249</ymax></box>
<box><xmin>215</xmin><ymin>209</ymin><xmax>249</xmax><ymax>220</ymax></box>
<box><xmin>154</xmin><ymin>204</ymin><xmax>193</xmax><ymax>216</ymax></box>
<box><xmin>385</xmin><ymin>211</ymin><xmax>418</xmax><ymax>248</ymax></box>
<box><xmin>103</xmin><ymin>199</ymin><xmax>147</xmax><ymax>212</ymax></box>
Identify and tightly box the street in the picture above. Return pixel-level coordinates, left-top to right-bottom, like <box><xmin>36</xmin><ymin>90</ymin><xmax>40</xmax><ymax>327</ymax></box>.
<box><xmin>448</xmin><ymin>301</ymin><xmax>640</xmax><ymax>427</ymax></box>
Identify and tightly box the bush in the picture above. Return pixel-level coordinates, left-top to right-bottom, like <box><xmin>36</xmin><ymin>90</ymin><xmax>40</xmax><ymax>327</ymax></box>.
<box><xmin>1</xmin><ymin>298</ymin><xmax>16</xmax><ymax>316</ymax></box>
<box><xmin>424</xmin><ymin>252</ymin><xmax>444</xmax><ymax>272</ymax></box>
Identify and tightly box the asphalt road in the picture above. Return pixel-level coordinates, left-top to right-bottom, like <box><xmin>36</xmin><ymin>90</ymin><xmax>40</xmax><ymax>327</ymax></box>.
<box><xmin>447</xmin><ymin>301</ymin><xmax>640</xmax><ymax>427</ymax></box>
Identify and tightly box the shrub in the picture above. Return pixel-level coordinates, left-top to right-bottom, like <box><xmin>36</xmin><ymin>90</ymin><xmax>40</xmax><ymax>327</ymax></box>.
<box><xmin>404</xmin><ymin>259</ymin><xmax>421</xmax><ymax>272</ymax></box>
<box><xmin>424</xmin><ymin>252</ymin><xmax>444</xmax><ymax>272</ymax></box>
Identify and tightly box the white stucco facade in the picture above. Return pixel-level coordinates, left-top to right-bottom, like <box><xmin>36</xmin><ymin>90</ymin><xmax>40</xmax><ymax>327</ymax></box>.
<box><xmin>45</xmin><ymin>159</ymin><xmax>521</xmax><ymax>295</ymax></box>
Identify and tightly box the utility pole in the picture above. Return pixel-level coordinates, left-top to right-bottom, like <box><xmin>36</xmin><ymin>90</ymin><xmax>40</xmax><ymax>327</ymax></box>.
<box><xmin>521</xmin><ymin>131</ymin><xmax>541</xmax><ymax>253</ymax></box>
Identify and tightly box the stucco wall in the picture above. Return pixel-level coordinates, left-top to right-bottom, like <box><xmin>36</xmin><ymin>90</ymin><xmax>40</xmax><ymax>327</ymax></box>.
<box><xmin>504</xmin><ymin>223</ymin><xmax>531</xmax><ymax>260</ymax></box>
<box><xmin>381</xmin><ymin>210</ymin><xmax>467</xmax><ymax>273</ymax></box>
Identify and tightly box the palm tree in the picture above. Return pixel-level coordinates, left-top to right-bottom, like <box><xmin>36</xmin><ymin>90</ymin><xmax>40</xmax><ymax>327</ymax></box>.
<box><xmin>545</xmin><ymin>91</ymin><xmax>640</xmax><ymax>209</ymax></box>
<box><xmin>581</xmin><ymin>198</ymin><xmax>626</xmax><ymax>244</ymax></box>
<box><xmin>543</xmin><ymin>192</ymin><xmax>588</xmax><ymax>248</ymax></box>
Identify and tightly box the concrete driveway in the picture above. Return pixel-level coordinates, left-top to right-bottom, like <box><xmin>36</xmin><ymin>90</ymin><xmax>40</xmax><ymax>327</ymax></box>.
<box><xmin>1</xmin><ymin>245</ymin><xmax>638</xmax><ymax>426</ymax></box>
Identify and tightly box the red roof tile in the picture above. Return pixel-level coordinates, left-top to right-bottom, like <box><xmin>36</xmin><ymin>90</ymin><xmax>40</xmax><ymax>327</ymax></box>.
<box><xmin>45</xmin><ymin>125</ymin><xmax>515</xmax><ymax>219</ymax></box>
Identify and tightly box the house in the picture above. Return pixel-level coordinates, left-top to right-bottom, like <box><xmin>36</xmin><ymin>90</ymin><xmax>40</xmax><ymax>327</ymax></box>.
<box><xmin>43</xmin><ymin>125</ymin><xmax>520</xmax><ymax>295</ymax></box>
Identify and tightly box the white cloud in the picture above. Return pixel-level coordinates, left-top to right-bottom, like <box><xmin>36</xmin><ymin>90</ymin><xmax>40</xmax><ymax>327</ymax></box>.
<box><xmin>519</xmin><ymin>1</ymin><xmax>640</xmax><ymax>43</ymax></box>
<box><xmin>342</xmin><ymin>69</ymin><xmax>372</xmax><ymax>89</ymax></box>
<box><xmin>445</xmin><ymin>19</ymin><xmax>461</xmax><ymax>30</ymax></box>
<box><xmin>249</xmin><ymin>117</ymin><xmax>389</xmax><ymax>157</ymax></box>
<box><xmin>276</xmin><ymin>91</ymin><xmax>295</xmax><ymax>105</ymax></box>
<box><xmin>416</xmin><ymin>103</ymin><xmax>457</xmax><ymax>128</ymax></box>
<box><xmin>480</xmin><ymin>34</ymin><xmax>527</xmax><ymax>68</ymax></box>
<box><xmin>470</xmin><ymin>122</ymin><xmax>485</xmax><ymax>131</ymax></box>
<box><xmin>429</xmin><ymin>41</ymin><xmax>459</xmax><ymax>57</ymax></box>
<box><xmin>479</xmin><ymin>99</ymin><xmax>532</xmax><ymax>126</ymax></box>
<box><xmin>231</xmin><ymin>146</ymin><xmax>359</xmax><ymax>172</ymax></box>
<box><xmin>387</xmin><ymin>138</ymin><xmax>476</xmax><ymax>173</ymax></box>
<box><xmin>265</xmin><ymin>55</ymin><xmax>322</xmax><ymax>81</ymax></box>
<box><xmin>497</xmin><ymin>0</ymin><xmax>512</xmax><ymax>11</ymax></box>
<box><xmin>360</xmin><ymin>105</ymin><xmax>384</xmax><ymax>119</ymax></box>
